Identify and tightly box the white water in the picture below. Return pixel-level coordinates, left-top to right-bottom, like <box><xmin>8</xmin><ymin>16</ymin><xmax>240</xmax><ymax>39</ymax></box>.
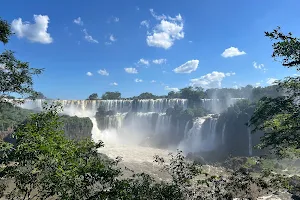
<box><xmin>178</xmin><ymin>115</ymin><xmax>218</xmax><ymax>154</ymax></box>
<box><xmin>222</xmin><ymin>123</ymin><xmax>226</xmax><ymax>145</ymax></box>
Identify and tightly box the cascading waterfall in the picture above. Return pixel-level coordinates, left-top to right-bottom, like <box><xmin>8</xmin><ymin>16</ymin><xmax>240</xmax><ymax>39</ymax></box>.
<box><xmin>221</xmin><ymin>123</ymin><xmax>226</xmax><ymax>145</ymax></box>
<box><xmin>178</xmin><ymin>115</ymin><xmax>219</xmax><ymax>154</ymax></box>
<box><xmin>20</xmin><ymin>99</ymin><xmax>186</xmax><ymax>146</ymax></box>
<box><xmin>18</xmin><ymin>98</ymin><xmax>252</xmax><ymax>156</ymax></box>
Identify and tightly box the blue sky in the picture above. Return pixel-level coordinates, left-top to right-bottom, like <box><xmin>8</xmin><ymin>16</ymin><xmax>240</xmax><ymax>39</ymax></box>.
<box><xmin>1</xmin><ymin>0</ymin><xmax>300</xmax><ymax>99</ymax></box>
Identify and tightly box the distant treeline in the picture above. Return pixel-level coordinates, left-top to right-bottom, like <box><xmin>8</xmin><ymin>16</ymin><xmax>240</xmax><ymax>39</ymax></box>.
<box><xmin>86</xmin><ymin>85</ymin><xmax>281</xmax><ymax>103</ymax></box>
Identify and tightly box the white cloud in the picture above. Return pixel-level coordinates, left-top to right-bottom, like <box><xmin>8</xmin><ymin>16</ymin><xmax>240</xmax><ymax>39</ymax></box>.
<box><xmin>152</xmin><ymin>58</ymin><xmax>167</xmax><ymax>64</ymax></box>
<box><xmin>105</xmin><ymin>42</ymin><xmax>112</xmax><ymax>45</ymax></box>
<box><xmin>188</xmin><ymin>40</ymin><xmax>192</xmax><ymax>43</ymax></box>
<box><xmin>150</xmin><ymin>80</ymin><xmax>156</xmax><ymax>83</ymax></box>
<box><xmin>73</xmin><ymin>17</ymin><xmax>83</xmax><ymax>25</ymax></box>
<box><xmin>221</xmin><ymin>47</ymin><xmax>246</xmax><ymax>58</ymax></box>
<box><xmin>98</xmin><ymin>69</ymin><xmax>109</xmax><ymax>76</ymax></box>
<box><xmin>113</xmin><ymin>17</ymin><xmax>119</xmax><ymax>22</ymax></box>
<box><xmin>266</xmin><ymin>78</ymin><xmax>278</xmax><ymax>85</ymax></box>
<box><xmin>11</xmin><ymin>15</ymin><xmax>53</xmax><ymax>44</ymax></box>
<box><xmin>147</xmin><ymin>9</ymin><xmax>184</xmax><ymax>49</ymax></box>
<box><xmin>109</xmin><ymin>34</ymin><xmax>116</xmax><ymax>42</ymax></box>
<box><xmin>107</xmin><ymin>16</ymin><xmax>119</xmax><ymax>23</ymax></box>
<box><xmin>253</xmin><ymin>61</ymin><xmax>267</xmax><ymax>72</ymax></box>
<box><xmin>164</xmin><ymin>86</ymin><xmax>179</xmax><ymax>92</ymax></box>
<box><xmin>225</xmin><ymin>72</ymin><xmax>236</xmax><ymax>76</ymax></box>
<box><xmin>138</xmin><ymin>58</ymin><xmax>149</xmax><ymax>65</ymax></box>
<box><xmin>140</xmin><ymin>20</ymin><xmax>150</xmax><ymax>28</ymax></box>
<box><xmin>83</xmin><ymin>29</ymin><xmax>98</xmax><ymax>43</ymax></box>
<box><xmin>110</xmin><ymin>82</ymin><xmax>118</xmax><ymax>86</ymax></box>
<box><xmin>190</xmin><ymin>71</ymin><xmax>229</xmax><ymax>88</ymax></box>
<box><xmin>134</xmin><ymin>78</ymin><xmax>143</xmax><ymax>83</ymax></box>
<box><xmin>173</xmin><ymin>60</ymin><xmax>199</xmax><ymax>74</ymax></box>
<box><xmin>124</xmin><ymin>67</ymin><xmax>138</xmax><ymax>74</ymax></box>
<box><xmin>86</xmin><ymin>72</ymin><xmax>93</xmax><ymax>76</ymax></box>
<box><xmin>255</xmin><ymin>82</ymin><xmax>261</xmax><ymax>87</ymax></box>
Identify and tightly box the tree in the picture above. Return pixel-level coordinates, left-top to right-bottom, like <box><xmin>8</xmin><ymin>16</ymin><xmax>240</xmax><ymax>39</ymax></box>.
<box><xmin>101</xmin><ymin>91</ymin><xmax>121</xmax><ymax>100</ymax></box>
<box><xmin>167</xmin><ymin>91</ymin><xmax>180</xmax><ymax>99</ymax></box>
<box><xmin>250</xmin><ymin>27</ymin><xmax>300</xmax><ymax>157</ymax></box>
<box><xmin>87</xmin><ymin>93</ymin><xmax>98</xmax><ymax>100</ymax></box>
<box><xmin>0</xmin><ymin>18</ymin><xmax>43</xmax><ymax>103</ymax></box>
<box><xmin>137</xmin><ymin>92</ymin><xmax>156</xmax><ymax>99</ymax></box>
<box><xmin>27</xmin><ymin>92</ymin><xmax>46</xmax><ymax>100</ymax></box>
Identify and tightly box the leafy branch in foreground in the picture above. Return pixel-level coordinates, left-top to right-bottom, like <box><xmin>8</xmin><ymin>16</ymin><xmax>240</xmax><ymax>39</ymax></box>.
<box><xmin>250</xmin><ymin>27</ymin><xmax>300</xmax><ymax>157</ymax></box>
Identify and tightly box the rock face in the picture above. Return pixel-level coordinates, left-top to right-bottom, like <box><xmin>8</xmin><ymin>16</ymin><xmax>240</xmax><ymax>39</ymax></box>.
<box><xmin>61</xmin><ymin>115</ymin><xmax>93</xmax><ymax>140</ymax></box>
<box><xmin>289</xmin><ymin>176</ymin><xmax>300</xmax><ymax>198</ymax></box>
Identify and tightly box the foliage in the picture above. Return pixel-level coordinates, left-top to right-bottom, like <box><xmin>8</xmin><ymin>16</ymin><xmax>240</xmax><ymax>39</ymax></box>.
<box><xmin>250</xmin><ymin>27</ymin><xmax>300</xmax><ymax>157</ymax></box>
<box><xmin>167</xmin><ymin>91</ymin><xmax>180</xmax><ymax>99</ymax></box>
<box><xmin>0</xmin><ymin>102</ymin><xmax>33</xmax><ymax>131</ymax></box>
<box><xmin>136</xmin><ymin>92</ymin><xmax>157</xmax><ymax>99</ymax></box>
<box><xmin>101</xmin><ymin>91</ymin><xmax>121</xmax><ymax>100</ymax></box>
<box><xmin>87</xmin><ymin>93</ymin><xmax>98</xmax><ymax>100</ymax></box>
<box><xmin>0</xmin><ymin>18</ymin><xmax>43</xmax><ymax>103</ymax></box>
<box><xmin>0</xmin><ymin>18</ymin><xmax>12</xmax><ymax>44</ymax></box>
<box><xmin>0</xmin><ymin>103</ymin><xmax>123</xmax><ymax>199</ymax></box>
<box><xmin>27</xmin><ymin>92</ymin><xmax>47</xmax><ymax>100</ymax></box>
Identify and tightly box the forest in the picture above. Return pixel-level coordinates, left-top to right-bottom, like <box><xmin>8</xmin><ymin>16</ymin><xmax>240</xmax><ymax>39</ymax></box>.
<box><xmin>0</xmin><ymin>15</ymin><xmax>300</xmax><ymax>200</ymax></box>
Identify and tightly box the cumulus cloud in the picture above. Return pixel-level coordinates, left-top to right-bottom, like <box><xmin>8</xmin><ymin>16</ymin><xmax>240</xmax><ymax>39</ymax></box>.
<box><xmin>83</xmin><ymin>29</ymin><xmax>98</xmax><ymax>43</ymax></box>
<box><xmin>73</xmin><ymin>17</ymin><xmax>83</xmax><ymax>25</ymax></box>
<box><xmin>110</xmin><ymin>82</ymin><xmax>118</xmax><ymax>86</ymax></box>
<box><xmin>109</xmin><ymin>34</ymin><xmax>116</xmax><ymax>42</ymax></box>
<box><xmin>138</xmin><ymin>58</ymin><xmax>149</xmax><ymax>66</ymax></box>
<box><xmin>266</xmin><ymin>78</ymin><xmax>278</xmax><ymax>85</ymax></box>
<box><xmin>164</xmin><ymin>86</ymin><xmax>179</xmax><ymax>92</ymax></box>
<box><xmin>150</xmin><ymin>80</ymin><xmax>156</xmax><ymax>83</ymax></box>
<box><xmin>147</xmin><ymin>9</ymin><xmax>184</xmax><ymax>49</ymax></box>
<box><xmin>173</xmin><ymin>60</ymin><xmax>199</xmax><ymax>74</ymax></box>
<box><xmin>140</xmin><ymin>20</ymin><xmax>150</xmax><ymax>28</ymax></box>
<box><xmin>124</xmin><ymin>67</ymin><xmax>138</xmax><ymax>74</ymax></box>
<box><xmin>86</xmin><ymin>72</ymin><xmax>93</xmax><ymax>76</ymax></box>
<box><xmin>253</xmin><ymin>61</ymin><xmax>267</xmax><ymax>72</ymax></box>
<box><xmin>11</xmin><ymin>15</ymin><xmax>53</xmax><ymax>44</ymax></box>
<box><xmin>190</xmin><ymin>71</ymin><xmax>230</xmax><ymax>88</ymax></box>
<box><xmin>221</xmin><ymin>47</ymin><xmax>246</xmax><ymax>58</ymax></box>
<box><xmin>98</xmin><ymin>69</ymin><xmax>109</xmax><ymax>76</ymax></box>
<box><xmin>153</xmin><ymin>59</ymin><xmax>167</xmax><ymax>64</ymax></box>
<box><xmin>134</xmin><ymin>78</ymin><xmax>143</xmax><ymax>83</ymax></box>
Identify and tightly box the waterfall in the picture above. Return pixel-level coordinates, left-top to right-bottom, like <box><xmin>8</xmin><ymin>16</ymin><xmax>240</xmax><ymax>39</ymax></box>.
<box><xmin>221</xmin><ymin>123</ymin><xmax>226</xmax><ymax>145</ymax></box>
<box><xmin>178</xmin><ymin>115</ymin><xmax>218</xmax><ymax>154</ymax></box>
<box><xmin>178</xmin><ymin>118</ymin><xmax>206</xmax><ymax>153</ymax></box>
<box><xmin>183</xmin><ymin>121</ymin><xmax>190</xmax><ymax>137</ymax></box>
<box><xmin>18</xmin><ymin>98</ymin><xmax>251</xmax><ymax>155</ymax></box>
<box><xmin>20</xmin><ymin>99</ymin><xmax>188</xmax><ymax>114</ymax></box>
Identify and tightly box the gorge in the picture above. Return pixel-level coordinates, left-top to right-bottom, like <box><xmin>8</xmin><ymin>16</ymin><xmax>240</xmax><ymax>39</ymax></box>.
<box><xmin>20</xmin><ymin>97</ymin><xmax>261</xmax><ymax>162</ymax></box>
